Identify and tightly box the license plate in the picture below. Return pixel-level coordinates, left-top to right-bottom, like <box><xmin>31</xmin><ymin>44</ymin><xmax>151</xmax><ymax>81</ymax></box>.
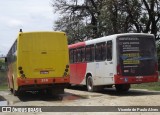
<box><xmin>40</xmin><ymin>71</ymin><xmax>49</xmax><ymax>74</ymax></box>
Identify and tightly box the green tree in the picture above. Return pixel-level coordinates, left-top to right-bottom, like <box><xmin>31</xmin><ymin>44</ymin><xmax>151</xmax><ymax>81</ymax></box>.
<box><xmin>52</xmin><ymin>0</ymin><xmax>160</xmax><ymax>43</ymax></box>
<box><xmin>157</xmin><ymin>44</ymin><xmax>160</xmax><ymax>71</ymax></box>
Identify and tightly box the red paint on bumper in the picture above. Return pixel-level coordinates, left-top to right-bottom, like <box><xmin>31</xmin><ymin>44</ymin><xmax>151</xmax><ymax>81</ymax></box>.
<box><xmin>114</xmin><ymin>72</ymin><xmax>159</xmax><ymax>84</ymax></box>
<box><xmin>17</xmin><ymin>76</ymin><xmax>70</xmax><ymax>86</ymax></box>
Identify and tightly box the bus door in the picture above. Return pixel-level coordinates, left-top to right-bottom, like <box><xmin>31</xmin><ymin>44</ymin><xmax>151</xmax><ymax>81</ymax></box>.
<box><xmin>104</xmin><ymin>41</ymin><xmax>114</xmax><ymax>84</ymax></box>
<box><xmin>76</xmin><ymin>47</ymin><xmax>86</xmax><ymax>84</ymax></box>
<box><xmin>95</xmin><ymin>41</ymin><xmax>114</xmax><ymax>85</ymax></box>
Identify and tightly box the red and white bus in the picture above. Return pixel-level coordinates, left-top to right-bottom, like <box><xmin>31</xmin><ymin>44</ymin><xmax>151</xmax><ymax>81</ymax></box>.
<box><xmin>69</xmin><ymin>33</ymin><xmax>159</xmax><ymax>92</ymax></box>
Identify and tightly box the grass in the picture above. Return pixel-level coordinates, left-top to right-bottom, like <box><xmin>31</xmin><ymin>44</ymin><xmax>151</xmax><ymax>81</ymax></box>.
<box><xmin>131</xmin><ymin>81</ymin><xmax>160</xmax><ymax>91</ymax></box>
<box><xmin>0</xmin><ymin>84</ymin><xmax>8</xmax><ymax>91</ymax></box>
<box><xmin>0</xmin><ymin>70</ymin><xmax>8</xmax><ymax>91</ymax></box>
<box><xmin>132</xmin><ymin>74</ymin><xmax>160</xmax><ymax>91</ymax></box>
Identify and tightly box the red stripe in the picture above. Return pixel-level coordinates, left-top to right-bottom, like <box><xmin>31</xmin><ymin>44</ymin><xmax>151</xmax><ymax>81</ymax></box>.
<box><xmin>114</xmin><ymin>72</ymin><xmax>159</xmax><ymax>84</ymax></box>
<box><xmin>68</xmin><ymin>42</ymin><xmax>85</xmax><ymax>49</ymax></box>
<box><xmin>17</xmin><ymin>76</ymin><xmax>70</xmax><ymax>86</ymax></box>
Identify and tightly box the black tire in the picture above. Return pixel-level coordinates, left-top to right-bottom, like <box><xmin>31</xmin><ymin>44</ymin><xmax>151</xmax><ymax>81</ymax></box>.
<box><xmin>10</xmin><ymin>88</ymin><xmax>13</xmax><ymax>93</ymax></box>
<box><xmin>86</xmin><ymin>76</ymin><xmax>96</xmax><ymax>92</ymax></box>
<box><xmin>115</xmin><ymin>84</ymin><xmax>130</xmax><ymax>92</ymax></box>
<box><xmin>13</xmin><ymin>86</ymin><xmax>19</xmax><ymax>96</ymax></box>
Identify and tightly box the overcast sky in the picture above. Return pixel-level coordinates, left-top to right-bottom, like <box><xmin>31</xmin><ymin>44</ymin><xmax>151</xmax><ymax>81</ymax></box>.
<box><xmin>0</xmin><ymin>0</ymin><xmax>58</xmax><ymax>55</ymax></box>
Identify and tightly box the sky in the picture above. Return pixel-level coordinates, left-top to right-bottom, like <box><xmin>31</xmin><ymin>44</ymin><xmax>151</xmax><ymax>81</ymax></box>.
<box><xmin>0</xmin><ymin>0</ymin><xmax>59</xmax><ymax>56</ymax></box>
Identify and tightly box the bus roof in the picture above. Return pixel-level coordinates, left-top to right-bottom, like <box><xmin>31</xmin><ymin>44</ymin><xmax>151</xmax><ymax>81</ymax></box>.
<box><xmin>18</xmin><ymin>31</ymin><xmax>66</xmax><ymax>35</ymax></box>
<box><xmin>69</xmin><ymin>33</ymin><xmax>154</xmax><ymax>48</ymax></box>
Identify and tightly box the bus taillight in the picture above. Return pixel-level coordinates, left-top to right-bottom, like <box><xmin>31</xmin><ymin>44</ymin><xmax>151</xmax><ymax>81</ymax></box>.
<box><xmin>117</xmin><ymin>64</ymin><xmax>122</xmax><ymax>75</ymax></box>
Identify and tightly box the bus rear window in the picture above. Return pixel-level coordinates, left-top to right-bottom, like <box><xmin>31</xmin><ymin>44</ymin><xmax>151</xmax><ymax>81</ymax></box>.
<box><xmin>117</xmin><ymin>36</ymin><xmax>156</xmax><ymax>76</ymax></box>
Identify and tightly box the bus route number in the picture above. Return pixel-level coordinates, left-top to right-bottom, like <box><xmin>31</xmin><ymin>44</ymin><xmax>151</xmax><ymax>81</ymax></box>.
<box><xmin>41</xmin><ymin>79</ymin><xmax>48</xmax><ymax>83</ymax></box>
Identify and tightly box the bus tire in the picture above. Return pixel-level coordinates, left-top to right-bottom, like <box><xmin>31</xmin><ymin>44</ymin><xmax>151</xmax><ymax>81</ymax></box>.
<box><xmin>86</xmin><ymin>76</ymin><xmax>95</xmax><ymax>92</ymax></box>
<box><xmin>13</xmin><ymin>83</ymin><xmax>19</xmax><ymax>96</ymax></box>
<box><xmin>115</xmin><ymin>84</ymin><xmax>130</xmax><ymax>92</ymax></box>
<box><xmin>13</xmin><ymin>89</ymin><xmax>19</xmax><ymax>96</ymax></box>
<box><xmin>10</xmin><ymin>88</ymin><xmax>13</xmax><ymax>93</ymax></box>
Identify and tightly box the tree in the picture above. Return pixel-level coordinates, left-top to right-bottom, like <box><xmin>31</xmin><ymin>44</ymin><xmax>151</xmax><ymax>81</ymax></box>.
<box><xmin>52</xmin><ymin>0</ymin><xmax>160</xmax><ymax>43</ymax></box>
<box><xmin>157</xmin><ymin>44</ymin><xmax>160</xmax><ymax>71</ymax></box>
<box><xmin>123</xmin><ymin>0</ymin><xmax>160</xmax><ymax>40</ymax></box>
<box><xmin>53</xmin><ymin>0</ymin><xmax>106</xmax><ymax>42</ymax></box>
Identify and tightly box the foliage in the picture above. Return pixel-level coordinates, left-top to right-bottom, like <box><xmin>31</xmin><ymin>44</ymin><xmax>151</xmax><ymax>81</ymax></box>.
<box><xmin>0</xmin><ymin>58</ymin><xmax>6</xmax><ymax>71</ymax></box>
<box><xmin>157</xmin><ymin>44</ymin><xmax>160</xmax><ymax>71</ymax></box>
<box><xmin>0</xmin><ymin>58</ymin><xmax>7</xmax><ymax>87</ymax></box>
<box><xmin>52</xmin><ymin>0</ymin><xmax>160</xmax><ymax>43</ymax></box>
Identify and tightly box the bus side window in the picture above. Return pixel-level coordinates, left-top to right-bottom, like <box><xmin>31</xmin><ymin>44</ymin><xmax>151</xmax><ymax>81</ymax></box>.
<box><xmin>95</xmin><ymin>44</ymin><xmax>101</xmax><ymax>61</ymax></box>
<box><xmin>73</xmin><ymin>49</ymin><xmax>77</xmax><ymax>63</ymax></box>
<box><xmin>69</xmin><ymin>49</ymin><xmax>74</xmax><ymax>63</ymax></box>
<box><xmin>107</xmin><ymin>40</ymin><xmax>112</xmax><ymax>61</ymax></box>
<box><xmin>91</xmin><ymin>45</ymin><xmax>94</xmax><ymax>61</ymax></box>
<box><xmin>77</xmin><ymin>48</ymin><xmax>81</xmax><ymax>62</ymax></box>
<box><xmin>95</xmin><ymin>42</ymin><xmax>106</xmax><ymax>61</ymax></box>
<box><xmin>86</xmin><ymin>45</ymin><xmax>94</xmax><ymax>62</ymax></box>
<box><xmin>86</xmin><ymin>46</ymin><xmax>90</xmax><ymax>62</ymax></box>
<box><xmin>81</xmin><ymin>47</ymin><xmax>85</xmax><ymax>62</ymax></box>
<box><xmin>101</xmin><ymin>43</ymin><xmax>107</xmax><ymax>60</ymax></box>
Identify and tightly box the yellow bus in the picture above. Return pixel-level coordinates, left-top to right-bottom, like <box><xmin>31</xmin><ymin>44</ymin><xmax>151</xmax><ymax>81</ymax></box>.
<box><xmin>5</xmin><ymin>30</ymin><xmax>70</xmax><ymax>96</ymax></box>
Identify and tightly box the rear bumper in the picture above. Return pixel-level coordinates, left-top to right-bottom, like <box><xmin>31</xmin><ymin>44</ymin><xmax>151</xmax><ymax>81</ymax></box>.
<box><xmin>18</xmin><ymin>83</ymin><xmax>70</xmax><ymax>91</ymax></box>
<box><xmin>17</xmin><ymin>76</ymin><xmax>70</xmax><ymax>88</ymax></box>
<box><xmin>114</xmin><ymin>72</ymin><xmax>159</xmax><ymax>84</ymax></box>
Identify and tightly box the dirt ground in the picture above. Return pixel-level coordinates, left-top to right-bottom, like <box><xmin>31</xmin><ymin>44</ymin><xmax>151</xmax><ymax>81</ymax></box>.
<box><xmin>0</xmin><ymin>87</ymin><xmax>160</xmax><ymax>115</ymax></box>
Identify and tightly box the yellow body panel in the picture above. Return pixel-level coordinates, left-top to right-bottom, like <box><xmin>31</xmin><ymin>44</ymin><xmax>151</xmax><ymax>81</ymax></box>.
<box><xmin>17</xmin><ymin>32</ymin><xmax>69</xmax><ymax>79</ymax></box>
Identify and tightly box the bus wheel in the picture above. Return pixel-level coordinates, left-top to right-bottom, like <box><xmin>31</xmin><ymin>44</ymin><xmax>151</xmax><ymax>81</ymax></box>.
<box><xmin>115</xmin><ymin>84</ymin><xmax>130</xmax><ymax>92</ymax></box>
<box><xmin>13</xmin><ymin>88</ymin><xmax>19</xmax><ymax>96</ymax></box>
<box><xmin>87</xmin><ymin>76</ymin><xmax>95</xmax><ymax>92</ymax></box>
<box><xmin>10</xmin><ymin>88</ymin><xmax>13</xmax><ymax>93</ymax></box>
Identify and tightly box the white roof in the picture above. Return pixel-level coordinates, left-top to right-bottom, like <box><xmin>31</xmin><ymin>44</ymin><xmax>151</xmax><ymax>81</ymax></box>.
<box><xmin>85</xmin><ymin>33</ymin><xmax>154</xmax><ymax>45</ymax></box>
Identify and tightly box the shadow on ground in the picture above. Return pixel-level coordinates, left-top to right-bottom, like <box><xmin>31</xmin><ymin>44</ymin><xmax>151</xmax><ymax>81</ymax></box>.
<box><xmin>0</xmin><ymin>95</ymin><xmax>6</xmax><ymax>101</ymax></box>
<box><xmin>17</xmin><ymin>91</ymin><xmax>88</xmax><ymax>102</ymax></box>
<box><xmin>67</xmin><ymin>86</ymin><xmax>160</xmax><ymax>96</ymax></box>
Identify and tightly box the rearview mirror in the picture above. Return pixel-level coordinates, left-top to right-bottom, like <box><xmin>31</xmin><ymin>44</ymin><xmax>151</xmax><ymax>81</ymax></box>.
<box><xmin>5</xmin><ymin>57</ymin><xmax>7</xmax><ymax>63</ymax></box>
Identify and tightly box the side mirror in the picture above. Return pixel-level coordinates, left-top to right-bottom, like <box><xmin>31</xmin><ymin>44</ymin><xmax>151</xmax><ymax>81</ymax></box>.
<box><xmin>5</xmin><ymin>57</ymin><xmax>7</xmax><ymax>63</ymax></box>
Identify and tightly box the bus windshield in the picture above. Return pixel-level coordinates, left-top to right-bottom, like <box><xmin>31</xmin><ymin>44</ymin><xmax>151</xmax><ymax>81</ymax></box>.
<box><xmin>117</xmin><ymin>35</ymin><xmax>157</xmax><ymax>76</ymax></box>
